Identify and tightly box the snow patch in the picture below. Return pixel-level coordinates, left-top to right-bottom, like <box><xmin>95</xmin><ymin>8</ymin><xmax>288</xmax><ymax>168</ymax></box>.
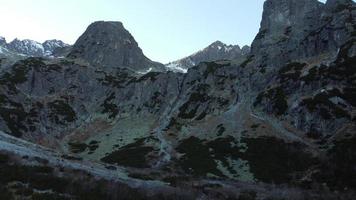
<box><xmin>225</xmin><ymin>46</ymin><xmax>234</xmax><ymax>52</ymax></box>
<box><xmin>0</xmin><ymin>46</ymin><xmax>11</xmax><ymax>55</ymax></box>
<box><xmin>165</xmin><ymin>62</ymin><xmax>188</xmax><ymax>73</ymax></box>
<box><xmin>137</xmin><ymin>67</ymin><xmax>153</xmax><ymax>75</ymax></box>
<box><xmin>124</xmin><ymin>39</ymin><xmax>132</xmax><ymax>44</ymax></box>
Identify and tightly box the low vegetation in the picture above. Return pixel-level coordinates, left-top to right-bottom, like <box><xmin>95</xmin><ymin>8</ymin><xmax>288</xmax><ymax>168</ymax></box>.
<box><xmin>101</xmin><ymin>93</ymin><xmax>119</xmax><ymax>119</ymax></box>
<box><xmin>254</xmin><ymin>87</ymin><xmax>288</xmax><ymax>116</ymax></box>
<box><xmin>48</xmin><ymin>99</ymin><xmax>77</xmax><ymax>124</ymax></box>
<box><xmin>101</xmin><ymin>138</ymin><xmax>155</xmax><ymax>168</ymax></box>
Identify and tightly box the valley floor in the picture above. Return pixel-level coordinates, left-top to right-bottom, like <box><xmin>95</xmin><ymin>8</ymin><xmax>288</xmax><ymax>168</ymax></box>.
<box><xmin>1</xmin><ymin>131</ymin><xmax>355</xmax><ymax>200</ymax></box>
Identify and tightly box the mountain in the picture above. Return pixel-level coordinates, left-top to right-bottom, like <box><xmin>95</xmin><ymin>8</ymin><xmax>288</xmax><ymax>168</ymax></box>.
<box><xmin>67</xmin><ymin>21</ymin><xmax>165</xmax><ymax>72</ymax></box>
<box><xmin>5</xmin><ymin>38</ymin><xmax>69</xmax><ymax>57</ymax></box>
<box><xmin>0</xmin><ymin>37</ymin><xmax>70</xmax><ymax>68</ymax></box>
<box><xmin>0</xmin><ymin>0</ymin><xmax>355</xmax><ymax>199</ymax></box>
<box><xmin>0</xmin><ymin>38</ymin><xmax>29</xmax><ymax>68</ymax></box>
<box><xmin>7</xmin><ymin>39</ymin><xmax>46</xmax><ymax>57</ymax></box>
<box><xmin>42</xmin><ymin>40</ymin><xmax>70</xmax><ymax>56</ymax></box>
<box><xmin>166</xmin><ymin>40</ymin><xmax>250</xmax><ymax>73</ymax></box>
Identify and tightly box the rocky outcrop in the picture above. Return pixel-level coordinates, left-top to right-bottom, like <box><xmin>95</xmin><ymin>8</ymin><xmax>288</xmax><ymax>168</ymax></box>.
<box><xmin>251</xmin><ymin>0</ymin><xmax>355</xmax><ymax>67</ymax></box>
<box><xmin>67</xmin><ymin>21</ymin><xmax>165</xmax><ymax>72</ymax></box>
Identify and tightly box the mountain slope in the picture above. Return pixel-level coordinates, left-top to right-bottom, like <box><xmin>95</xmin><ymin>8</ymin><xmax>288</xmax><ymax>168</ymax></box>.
<box><xmin>166</xmin><ymin>41</ymin><xmax>250</xmax><ymax>73</ymax></box>
<box><xmin>0</xmin><ymin>0</ymin><xmax>355</xmax><ymax>199</ymax></box>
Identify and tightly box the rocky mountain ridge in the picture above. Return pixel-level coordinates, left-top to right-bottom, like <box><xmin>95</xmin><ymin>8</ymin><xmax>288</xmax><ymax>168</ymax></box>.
<box><xmin>0</xmin><ymin>37</ymin><xmax>69</xmax><ymax>58</ymax></box>
<box><xmin>166</xmin><ymin>40</ymin><xmax>250</xmax><ymax>73</ymax></box>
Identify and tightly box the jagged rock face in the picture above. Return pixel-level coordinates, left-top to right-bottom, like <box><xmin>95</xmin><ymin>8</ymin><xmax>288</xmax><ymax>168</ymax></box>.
<box><xmin>166</xmin><ymin>41</ymin><xmax>250</xmax><ymax>72</ymax></box>
<box><xmin>251</xmin><ymin>0</ymin><xmax>355</xmax><ymax>67</ymax></box>
<box><xmin>250</xmin><ymin>0</ymin><xmax>323</xmax><ymax>61</ymax></box>
<box><xmin>68</xmin><ymin>21</ymin><xmax>165</xmax><ymax>72</ymax></box>
<box><xmin>248</xmin><ymin>0</ymin><xmax>356</xmax><ymax>136</ymax></box>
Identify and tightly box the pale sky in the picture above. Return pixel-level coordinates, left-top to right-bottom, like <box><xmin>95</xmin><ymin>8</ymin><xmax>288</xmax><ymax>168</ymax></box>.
<box><xmin>0</xmin><ymin>0</ymin><xmax>329</xmax><ymax>63</ymax></box>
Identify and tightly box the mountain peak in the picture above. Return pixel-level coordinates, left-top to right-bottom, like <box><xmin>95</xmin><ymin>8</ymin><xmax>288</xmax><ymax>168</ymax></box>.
<box><xmin>68</xmin><ymin>21</ymin><xmax>164</xmax><ymax>72</ymax></box>
<box><xmin>84</xmin><ymin>21</ymin><xmax>127</xmax><ymax>36</ymax></box>
<box><xmin>165</xmin><ymin>41</ymin><xmax>249</xmax><ymax>73</ymax></box>
<box><xmin>210</xmin><ymin>40</ymin><xmax>225</xmax><ymax>46</ymax></box>
<box><xmin>90</xmin><ymin>20</ymin><xmax>124</xmax><ymax>27</ymax></box>
<box><xmin>207</xmin><ymin>41</ymin><xmax>241</xmax><ymax>51</ymax></box>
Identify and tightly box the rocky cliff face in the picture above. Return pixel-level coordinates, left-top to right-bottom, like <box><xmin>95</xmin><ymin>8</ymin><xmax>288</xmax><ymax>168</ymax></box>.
<box><xmin>67</xmin><ymin>21</ymin><xmax>165</xmax><ymax>72</ymax></box>
<box><xmin>166</xmin><ymin>41</ymin><xmax>250</xmax><ymax>73</ymax></box>
<box><xmin>0</xmin><ymin>0</ymin><xmax>355</xmax><ymax>198</ymax></box>
<box><xmin>248</xmin><ymin>0</ymin><xmax>356</xmax><ymax>134</ymax></box>
<box><xmin>251</xmin><ymin>0</ymin><xmax>355</xmax><ymax>66</ymax></box>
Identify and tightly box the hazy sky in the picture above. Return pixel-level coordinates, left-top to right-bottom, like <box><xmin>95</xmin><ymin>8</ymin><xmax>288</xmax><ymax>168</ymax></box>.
<box><xmin>0</xmin><ymin>0</ymin><xmax>328</xmax><ymax>63</ymax></box>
